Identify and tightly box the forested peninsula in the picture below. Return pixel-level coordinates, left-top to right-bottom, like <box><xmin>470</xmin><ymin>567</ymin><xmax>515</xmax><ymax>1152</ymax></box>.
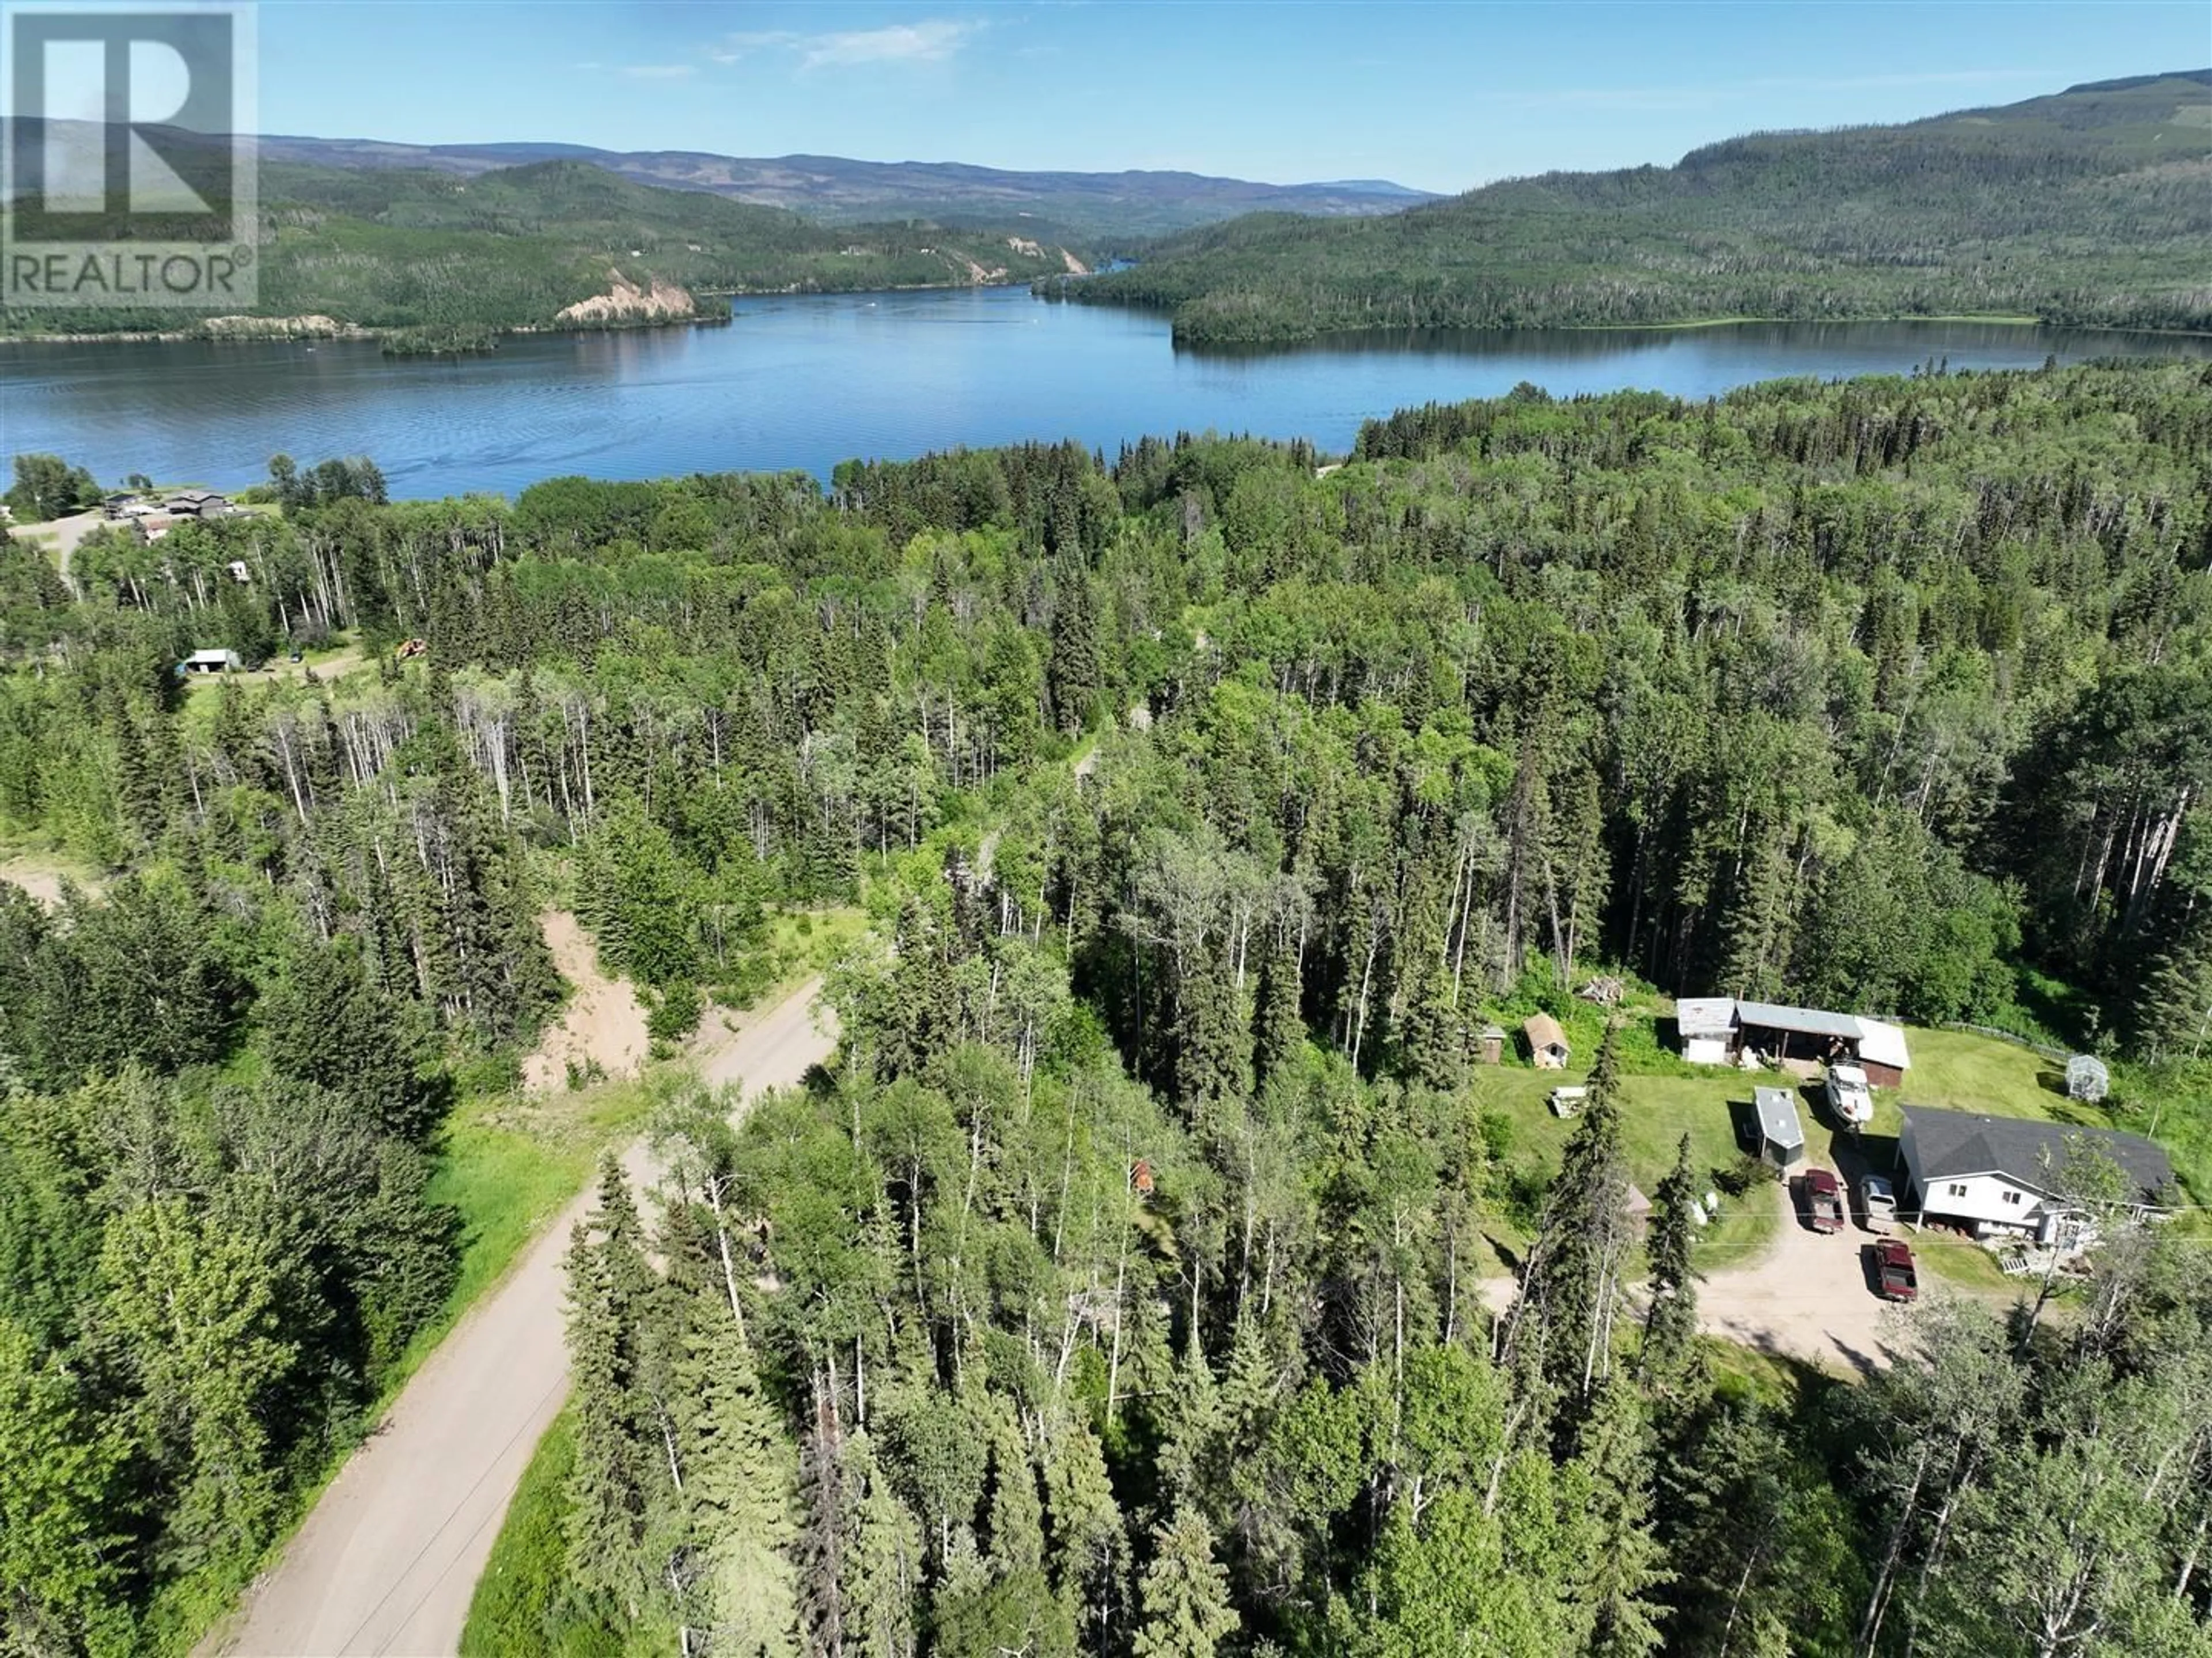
<box><xmin>0</xmin><ymin>157</ymin><xmax>1088</xmax><ymax>343</ymax></box>
<box><xmin>2</xmin><ymin>360</ymin><xmax>2210</xmax><ymax>1656</ymax></box>
<box><xmin>1061</xmin><ymin>71</ymin><xmax>2212</xmax><ymax>344</ymax></box>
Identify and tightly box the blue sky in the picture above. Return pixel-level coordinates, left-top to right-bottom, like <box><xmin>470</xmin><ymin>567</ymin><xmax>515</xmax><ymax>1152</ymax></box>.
<box><xmin>253</xmin><ymin>2</ymin><xmax>2211</xmax><ymax>192</ymax></box>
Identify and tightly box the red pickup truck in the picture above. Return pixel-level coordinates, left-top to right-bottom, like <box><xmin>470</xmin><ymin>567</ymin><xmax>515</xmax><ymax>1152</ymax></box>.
<box><xmin>1800</xmin><ymin>1168</ymin><xmax>1846</xmax><ymax>1233</ymax></box>
<box><xmin>1871</xmin><ymin>1239</ymin><xmax>1919</xmax><ymax>1301</ymax></box>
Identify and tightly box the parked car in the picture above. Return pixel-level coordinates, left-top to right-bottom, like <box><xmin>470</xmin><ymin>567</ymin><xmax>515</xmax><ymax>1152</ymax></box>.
<box><xmin>1800</xmin><ymin>1167</ymin><xmax>1846</xmax><ymax>1232</ymax></box>
<box><xmin>1859</xmin><ymin>1174</ymin><xmax>1896</xmax><ymax>1232</ymax></box>
<box><xmin>1871</xmin><ymin>1238</ymin><xmax>1918</xmax><ymax>1301</ymax></box>
<box><xmin>1824</xmin><ymin>1063</ymin><xmax>1874</xmax><ymax>1129</ymax></box>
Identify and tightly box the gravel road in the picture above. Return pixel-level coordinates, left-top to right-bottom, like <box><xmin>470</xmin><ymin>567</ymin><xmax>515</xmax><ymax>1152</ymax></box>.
<box><xmin>216</xmin><ymin>976</ymin><xmax>836</xmax><ymax>1658</ymax></box>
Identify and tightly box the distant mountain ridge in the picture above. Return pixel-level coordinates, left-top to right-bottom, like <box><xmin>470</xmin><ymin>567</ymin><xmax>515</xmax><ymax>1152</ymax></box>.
<box><xmin>0</xmin><ymin>146</ymin><xmax>1101</xmax><ymax>338</ymax></box>
<box><xmin>1063</xmin><ymin>70</ymin><xmax>2212</xmax><ymax>343</ymax></box>
<box><xmin>241</xmin><ymin>134</ymin><xmax>1437</xmax><ymax>238</ymax></box>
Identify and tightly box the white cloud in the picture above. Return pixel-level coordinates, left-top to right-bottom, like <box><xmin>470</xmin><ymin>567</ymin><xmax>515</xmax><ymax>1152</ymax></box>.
<box><xmin>710</xmin><ymin>31</ymin><xmax>800</xmax><ymax>64</ymax></box>
<box><xmin>708</xmin><ymin>18</ymin><xmax>979</xmax><ymax>72</ymax></box>
<box><xmin>801</xmin><ymin>20</ymin><xmax>976</xmax><ymax>67</ymax></box>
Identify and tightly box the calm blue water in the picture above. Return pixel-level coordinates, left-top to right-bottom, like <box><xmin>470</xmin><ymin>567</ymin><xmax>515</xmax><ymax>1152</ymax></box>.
<box><xmin>6</xmin><ymin>286</ymin><xmax>2209</xmax><ymax>498</ymax></box>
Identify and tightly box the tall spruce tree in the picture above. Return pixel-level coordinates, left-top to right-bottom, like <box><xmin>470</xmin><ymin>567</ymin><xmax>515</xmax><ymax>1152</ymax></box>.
<box><xmin>1501</xmin><ymin>1022</ymin><xmax>1632</xmax><ymax>1432</ymax></box>
<box><xmin>563</xmin><ymin>1217</ymin><xmax>651</xmax><ymax>1615</ymax></box>
<box><xmin>1570</xmin><ymin>1380</ymin><xmax>1669</xmax><ymax>1658</ymax></box>
<box><xmin>1638</xmin><ymin>1134</ymin><xmax>1702</xmax><ymax>1391</ymax></box>
<box><xmin>840</xmin><ymin>1428</ymin><xmax>923</xmax><ymax>1658</ymax></box>
<box><xmin>1131</xmin><ymin>1507</ymin><xmax>1238</xmax><ymax>1658</ymax></box>
<box><xmin>677</xmin><ymin>1304</ymin><xmax>801</xmax><ymax>1657</ymax></box>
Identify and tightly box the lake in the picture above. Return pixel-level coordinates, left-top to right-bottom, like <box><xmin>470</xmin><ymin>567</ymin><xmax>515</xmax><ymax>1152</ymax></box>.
<box><xmin>7</xmin><ymin>287</ymin><xmax>2210</xmax><ymax>498</ymax></box>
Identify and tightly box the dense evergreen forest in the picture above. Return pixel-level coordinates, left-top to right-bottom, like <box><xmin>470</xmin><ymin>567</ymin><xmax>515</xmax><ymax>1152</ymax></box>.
<box><xmin>4</xmin><ymin>359</ymin><xmax>2212</xmax><ymax>1655</ymax></box>
<box><xmin>1063</xmin><ymin>72</ymin><xmax>2212</xmax><ymax>343</ymax></box>
<box><xmin>0</xmin><ymin>156</ymin><xmax>1085</xmax><ymax>341</ymax></box>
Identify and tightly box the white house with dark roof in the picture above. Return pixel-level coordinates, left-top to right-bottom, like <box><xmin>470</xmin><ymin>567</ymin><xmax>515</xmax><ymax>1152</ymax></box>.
<box><xmin>1899</xmin><ymin>1106</ymin><xmax>2175</xmax><ymax>1244</ymax></box>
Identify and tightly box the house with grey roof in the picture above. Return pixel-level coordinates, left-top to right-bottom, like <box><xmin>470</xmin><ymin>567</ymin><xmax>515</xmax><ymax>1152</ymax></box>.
<box><xmin>1672</xmin><ymin>996</ymin><xmax>1911</xmax><ymax>1085</ymax></box>
<box><xmin>1899</xmin><ymin>1106</ymin><xmax>2175</xmax><ymax>1246</ymax></box>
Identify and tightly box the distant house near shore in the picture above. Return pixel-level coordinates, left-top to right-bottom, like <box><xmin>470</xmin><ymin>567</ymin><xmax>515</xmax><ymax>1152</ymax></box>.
<box><xmin>1673</xmin><ymin>997</ymin><xmax>1911</xmax><ymax>1085</ymax></box>
<box><xmin>1900</xmin><ymin>1106</ymin><xmax>2174</xmax><ymax>1246</ymax></box>
<box><xmin>162</xmin><ymin>489</ymin><xmax>230</xmax><ymax>517</ymax></box>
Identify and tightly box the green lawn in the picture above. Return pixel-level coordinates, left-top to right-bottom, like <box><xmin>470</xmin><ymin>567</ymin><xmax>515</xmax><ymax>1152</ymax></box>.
<box><xmin>1909</xmin><ymin>1232</ymin><xmax>2022</xmax><ymax>1292</ymax></box>
<box><xmin>1887</xmin><ymin>1027</ymin><xmax>2076</xmax><ymax>1123</ymax></box>
<box><xmin>411</xmin><ymin>1075</ymin><xmax>672</xmax><ymax>1368</ymax></box>
<box><xmin>1465</xmin><ymin>1057</ymin><xmax>1781</xmax><ymax>1274</ymax></box>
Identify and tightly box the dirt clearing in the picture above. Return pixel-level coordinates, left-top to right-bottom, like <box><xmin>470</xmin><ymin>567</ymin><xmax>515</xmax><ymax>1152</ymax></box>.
<box><xmin>0</xmin><ymin>853</ymin><xmax>100</xmax><ymax>909</ymax></box>
<box><xmin>521</xmin><ymin>910</ymin><xmax>650</xmax><ymax>1091</ymax></box>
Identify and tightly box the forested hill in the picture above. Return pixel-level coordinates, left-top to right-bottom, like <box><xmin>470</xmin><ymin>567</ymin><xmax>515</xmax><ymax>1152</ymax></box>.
<box><xmin>1063</xmin><ymin>70</ymin><xmax>2212</xmax><ymax>343</ymax></box>
<box><xmin>0</xmin><ymin>152</ymin><xmax>1089</xmax><ymax>341</ymax></box>
<box><xmin>244</xmin><ymin>134</ymin><xmax>1437</xmax><ymax>239</ymax></box>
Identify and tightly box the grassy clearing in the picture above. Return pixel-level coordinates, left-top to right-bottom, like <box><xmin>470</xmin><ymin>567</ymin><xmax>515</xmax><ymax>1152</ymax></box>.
<box><xmin>752</xmin><ymin>904</ymin><xmax>868</xmax><ymax>1001</ymax></box>
<box><xmin>1889</xmin><ymin>1027</ymin><xmax>2074</xmax><ymax>1122</ymax></box>
<box><xmin>177</xmin><ymin>634</ymin><xmax>382</xmax><ymax>716</ymax></box>
<box><xmin>1463</xmin><ymin>1007</ymin><xmax>2205</xmax><ymax>1288</ymax></box>
<box><xmin>1465</xmin><ymin>1052</ymin><xmax>1784</xmax><ymax>1276</ymax></box>
<box><xmin>414</xmin><ymin>1076</ymin><xmax>669</xmax><ymax>1357</ymax></box>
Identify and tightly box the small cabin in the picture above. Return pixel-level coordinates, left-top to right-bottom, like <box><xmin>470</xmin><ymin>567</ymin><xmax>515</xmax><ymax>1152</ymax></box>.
<box><xmin>180</xmin><ymin>648</ymin><xmax>240</xmax><ymax>676</ymax></box>
<box><xmin>1622</xmin><ymin>1183</ymin><xmax>1654</xmax><ymax>1240</ymax></box>
<box><xmin>1475</xmin><ymin>1024</ymin><xmax>1507</xmax><ymax>1066</ymax></box>
<box><xmin>1524</xmin><ymin>1013</ymin><xmax>1571</xmax><ymax>1070</ymax></box>
<box><xmin>1675</xmin><ymin>997</ymin><xmax>1738</xmax><ymax>1066</ymax></box>
<box><xmin>1752</xmin><ymin>1087</ymin><xmax>1805</xmax><ymax>1171</ymax></box>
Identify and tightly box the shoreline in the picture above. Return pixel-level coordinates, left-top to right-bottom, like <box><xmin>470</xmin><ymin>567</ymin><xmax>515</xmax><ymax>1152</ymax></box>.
<box><xmin>0</xmin><ymin>272</ymin><xmax>1056</xmax><ymax>349</ymax></box>
<box><xmin>1163</xmin><ymin>311</ymin><xmax>2212</xmax><ymax>348</ymax></box>
<box><xmin>16</xmin><ymin>295</ymin><xmax>2212</xmax><ymax>353</ymax></box>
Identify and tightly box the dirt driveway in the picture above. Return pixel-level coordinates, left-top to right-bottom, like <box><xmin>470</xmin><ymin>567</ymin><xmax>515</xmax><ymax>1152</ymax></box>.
<box><xmin>1479</xmin><ymin>1174</ymin><xmax>1934</xmax><ymax>1376</ymax></box>
<box><xmin>216</xmin><ymin>976</ymin><xmax>836</xmax><ymax>1658</ymax></box>
<box><xmin>1696</xmin><ymin>1179</ymin><xmax>1922</xmax><ymax>1374</ymax></box>
<box><xmin>7</xmin><ymin>509</ymin><xmax>104</xmax><ymax>590</ymax></box>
